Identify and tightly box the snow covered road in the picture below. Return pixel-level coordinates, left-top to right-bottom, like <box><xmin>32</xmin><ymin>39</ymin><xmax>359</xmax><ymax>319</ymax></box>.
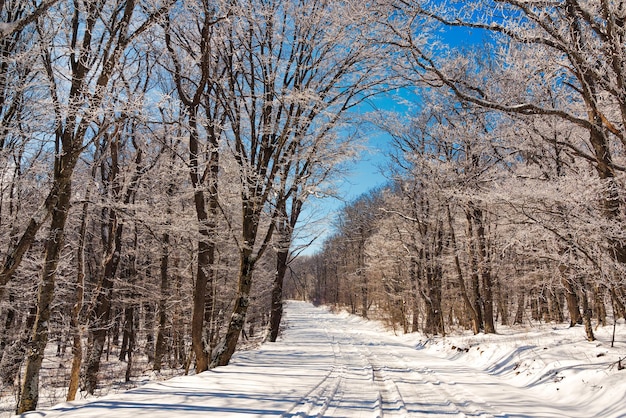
<box><xmin>19</xmin><ymin>301</ymin><xmax>625</xmax><ymax>417</ymax></box>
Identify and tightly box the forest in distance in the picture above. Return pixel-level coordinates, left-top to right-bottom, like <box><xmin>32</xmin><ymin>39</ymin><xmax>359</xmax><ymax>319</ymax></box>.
<box><xmin>1</xmin><ymin>0</ymin><xmax>626</xmax><ymax>415</ymax></box>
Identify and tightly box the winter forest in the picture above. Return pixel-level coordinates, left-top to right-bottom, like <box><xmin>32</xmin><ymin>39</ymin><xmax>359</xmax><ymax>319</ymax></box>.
<box><xmin>1</xmin><ymin>0</ymin><xmax>625</xmax><ymax>415</ymax></box>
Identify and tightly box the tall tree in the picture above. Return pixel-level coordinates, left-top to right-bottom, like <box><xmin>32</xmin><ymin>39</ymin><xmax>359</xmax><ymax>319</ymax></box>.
<box><xmin>209</xmin><ymin>0</ymin><xmax>387</xmax><ymax>366</ymax></box>
<box><xmin>386</xmin><ymin>0</ymin><xmax>626</xmax><ymax>315</ymax></box>
<box><xmin>162</xmin><ymin>0</ymin><xmax>226</xmax><ymax>373</ymax></box>
<box><xmin>17</xmin><ymin>0</ymin><xmax>173</xmax><ymax>411</ymax></box>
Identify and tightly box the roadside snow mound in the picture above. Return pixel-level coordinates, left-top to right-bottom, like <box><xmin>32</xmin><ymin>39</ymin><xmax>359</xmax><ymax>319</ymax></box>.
<box><xmin>411</xmin><ymin>321</ymin><xmax>625</xmax><ymax>413</ymax></box>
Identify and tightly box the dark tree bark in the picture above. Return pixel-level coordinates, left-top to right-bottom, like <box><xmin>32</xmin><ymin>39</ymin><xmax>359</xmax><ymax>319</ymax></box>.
<box><xmin>470</xmin><ymin>203</ymin><xmax>495</xmax><ymax>333</ymax></box>
<box><xmin>153</xmin><ymin>233</ymin><xmax>170</xmax><ymax>371</ymax></box>
<box><xmin>18</xmin><ymin>161</ymin><xmax>74</xmax><ymax>413</ymax></box>
<box><xmin>579</xmin><ymin>279</ymin><xmax>595</xmax><ymax>341</ymax></box>
<box><xmin>513</xmin><ymin>291</ymin><xmax>525</xmax><ymax>325</ymax></box>
<box><xmin>465</xmin><ymin>209</ymin><xmax>484</xmax><ymax>331</ymax></box>
<box><xmin>268</xmin><ymin>247</ymin><xmax>289</xmax><ymax>342</ymax></box>
<box><xmin>561</xmin><ymin>271</ymin><xmax>583</xmax><ymax>327</ymax></box>
<box><xmin>211</xmin><ymin>248</ymin><xmax>257</xmax><ymax>367</ymax></box>
<box><xmin>447</xmin><ymin>205</ymin><xmax>480</xmax><ymax>334</ymax></box>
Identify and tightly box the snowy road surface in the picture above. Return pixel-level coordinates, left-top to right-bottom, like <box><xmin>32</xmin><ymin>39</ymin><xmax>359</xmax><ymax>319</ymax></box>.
<box><xmin>20</xmin><ymin>301</ymin><xmax>625</xmax><ymax>417</ymax></box>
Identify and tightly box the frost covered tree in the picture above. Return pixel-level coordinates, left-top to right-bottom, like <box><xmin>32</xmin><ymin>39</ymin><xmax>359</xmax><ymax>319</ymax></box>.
<box><xmin>206</xmin><ymin>0</ymin><xmax>387</xmax><ymax>367</ymax></box>
<box><xmin>11</xmin><ymin>0</ymin><xmax>173</xmax><ymax>412</ymax></box>
<box><xmin>161</xmin><ymin>0</ymin><xmax>227</xmax><ymax>373</ymax></box>
<box><xmin>385</xmin><ymin>0</ymin><xmax>626</xmax><ymax>319</ymax></box>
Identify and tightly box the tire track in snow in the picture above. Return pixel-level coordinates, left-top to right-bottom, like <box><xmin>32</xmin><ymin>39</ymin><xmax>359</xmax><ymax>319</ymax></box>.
<box><xmin>346</xmin><ymin>339</ymin><xmax>409</xmax><ymax>417</ymax></box>
<box><xmin>375</xmin><ymin>344</ymin><xmax>505</xmax><ymax>417</ymax></box>
<box><xmin>280</xmin><ymin>323</ymin><xmax>344</xmax><ymax>417</ymax></box>
<box><xmin>281</xmin><ymin>303</ymin><xmax>506</xmax><ymax>417</ymax></box>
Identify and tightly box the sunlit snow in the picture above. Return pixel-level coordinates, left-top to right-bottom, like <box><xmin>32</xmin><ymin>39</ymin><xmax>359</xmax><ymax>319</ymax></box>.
<box><xmin>15</xmin><ymin>301</ymin><xmax>626</xmax><ymax>417</ymax></box>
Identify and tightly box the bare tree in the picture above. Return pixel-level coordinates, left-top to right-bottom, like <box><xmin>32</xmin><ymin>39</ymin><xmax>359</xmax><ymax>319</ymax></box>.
<box><xmin>386</xmin><ymin>0</ymin><xmax>626</xmax><ymax>313</ymax></box>
<box><xmin>161</xmin><ymin>0</ymin><xmax>227</xmax><ymax>373</ymax></box>
<box><xmin>208</xmin><ymin>0</ymin><xmax>387</xmax><ymax>366</ymax></box>
<box><xmin>17</xmin><ymin>0</ymin><xmax>173</xmax><ymax>411</ymax></box>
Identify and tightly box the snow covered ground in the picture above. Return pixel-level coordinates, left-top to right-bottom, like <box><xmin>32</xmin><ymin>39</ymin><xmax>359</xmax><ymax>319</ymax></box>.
<box><xmin>14</xmin><ymin>300</ymin><xmax>626</xmax><ymax>417</ymax></box>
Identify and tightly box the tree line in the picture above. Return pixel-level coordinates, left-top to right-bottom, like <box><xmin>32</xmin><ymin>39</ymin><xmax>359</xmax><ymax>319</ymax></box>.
<box><xmin>296</xmin><ymin>0</ymin><xmax>626</xmax><ymax>346</ymax></box>
<box><xmin>0</xmin><ymin>0</ymin><xmax>386</xmax><ymax>413</ymax></box>
<box><xmin>1</xmin><ymin>0</ymin><xmax>626</xmax><ymax>414</ymax></box>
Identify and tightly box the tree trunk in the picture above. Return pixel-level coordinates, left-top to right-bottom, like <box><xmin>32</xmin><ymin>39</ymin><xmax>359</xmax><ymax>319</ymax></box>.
<box><xmin>594</xmin><ymin>285</ymin><xmax>607</xmax><ymax>326</ymax></box>
<box><xmin>0</xmin><ymin>290</ymin><xmax>17</xmax><ymax>352</ymax></box>
<box><xmin>187</xmin><ymin>111</ymin><xmax>219</xmax><ymax>374</ymax></box>
<box><xmin>0</xmin><ymin>188</ymin><xmax>58</xmax><ymax>303</ymax></box>
<box><xmin>471</xmin><ymin>204</ymin><xmax>495</xmax><ymax>334</ymax></box>
<box><xmin>550</xmin><ymin>289</ymin><xmax>564</xmax><ymax>323</ymax></box>
<box><xmin>84</xmin><ymin>219</ymin><xmax>122</xmax><ymax>395</ymax></box>
<box><xmin>496</xmin><ymin>278</ymin><xmax>509</xmax><ymax>326</ymax></box>
<box><xmin>154</xmin><ymin>234</ymin><xmax>170</xmax><ymax>371</ymax></box>
<box><xmin>67</xmin><ymin>193</ymin><xmax>89</xmax><ymax>401</ymax></box>
<box><xmin>514</xmin><ymin>291</ymin><xmax>525</xmax><ymax>325</ymax></box>
<box><xmin>530</xmin><ymin>290</ymin><xmax>540</xmax><ymax>322</ymax></box>
<box><xmin>537</xmin><ymin>284</ymin><xmax>550</xmax><ymax>322</ymax></box>
<box><xmin>124</xmin><ymin>306</ymin><xmax>135</xmax><ymax>382</ymax></box>
<box><xmin>609</xmin><ymin>287</ymin><xmax>625</xmax><ymax>320</ymax></box>
<box><xmin>409</xmin><ymin>258</ymin><xmax>420</xmax><ymax>333</ymax></box>
<box><xmin>580</xmin><ymin>279</ymin><xmax>595</xmax><ymax>341</ymax></box>
<box><xmin>447</xmin><ymin>205</ymin><xmax>480</xmax><ymax>334</ymax></box>
<box><xmin>466</xmin><ymin>209</ymin><xmax>484</xmax><ymax>331</ymax></box>
<box><xmin>561</xmin><ymin>272</ymin><xmax>582</xmax><ymax>326</ymax></box>
<box><xmin>211</xmin><ymin>250</ymin><xmax>255</xmax><ymax>368</ymax></box>
<box><xmin>173</xmin><ymin>272</ymin><xmax>186</xmax><ymax>367</ymax></box>
<box><xmin>0</xmin><ymin>306</ymin><xmax>35</xmax><ymax>389</ymax></box>
<box><xmin>268</xmin><ymin>248</ymin><xmax>289</xmax><ymax>342</ymax></box>
<box><xmin>423</xmin><ymin>260</ymin><xmax>444</xmax><ymax>336</ymax></box>
<box><xmin>191</xmin><ymin>238</ymin><xmax>212</xmax><ymax>372</ymax></box>
<box><xmin>145</xmin><ymin>302</ymin><xmax>155</xmax><ymax>364</ymax></box>
<box><xmin>17</xmin><ymin>169</ymin><xmax>73</xmax><ymax>414</ymax></box>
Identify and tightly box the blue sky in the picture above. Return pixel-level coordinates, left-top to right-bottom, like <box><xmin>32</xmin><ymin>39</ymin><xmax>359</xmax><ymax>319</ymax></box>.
<box><xmin>295</xmin><ymin>88</ymin><xmax>420</xmax><ymax>255</ymax></box>
<box><xmin>294</xmin><ymin>12</ymin><xmax>492</xmax><ymax>256</ymax></box>
<box><xmin>296</xmin><ymin>118</ymin><xmax>396</xmax><ymax>256</ymax></box>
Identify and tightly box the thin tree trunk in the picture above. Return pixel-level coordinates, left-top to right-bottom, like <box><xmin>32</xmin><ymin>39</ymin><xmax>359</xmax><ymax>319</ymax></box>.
<box><xmin>0</xmin><ymin>306</ymin><xmax>35</xmax><ymax>389</ymax></box>
<box><xmin>409</xmin><ymin>258</ymin><xmax>420</xmax><ymax>333</ymax></box>
<box><xmin>187</xmin><ymin>113</ymin><xmax>219</xmax><ymax>374</ymax></box>
<box><xmin>609</xmin><ymin>287</ymin><xmax>625</xmax><ymax>320</ymax></box>
<box><xmin>119</xmin><ymin>305</ymin><xmax>134</xmax><ymax>362</ymax></box>
<box><xmin>84</xmin><ymin>215</ymin><xmax>122</xmax><ymax>395</ymax></box>
<box><xmin>154</xmin><ymin>234</ymin><xmax>169</xmax><ymax>371</ymax></box>
<box><xmin>145</xmin><ymin>302</ymin><xmax>155</xmax><ymax>364</ymax></box>
<box><xmin>0</xmin><ymin>290</ymin><xmax>16</xmax><ymax>352</ymax></box>
<box><xmin>67</xmin><ymin>191</ymin><xmax>89</xmax><ymax>401</ymax></box>
<box><xmin>124</xmin><ymin>306</ymin><xmax>135</xmax><ymax>382</ymax></box>
<box><xmin>594</xmin><ymin>285</ymin><xmax>606</xmax><ymax>326</ymax></box>
<box><xmin>465</xmin><ymin>209</ymin><xmax>484</xmax><ymax>331</ymax></box>
<box><xmin>550</xmin><ymin>289</ymin><xmax>564</xmax><ymax>323</ymax></box>
<box><xmin>580</xmin><ymin>278</ymin><xmax>595</xmax><ymax>341</ymax></box>
<box><xmin>191</xmin><ymin>238</ymin><xmax>212</xmax><ymax>372</ymax></box>
<box><xmin>173</xmin><ymin>271</ymin><xmax>185</xmax><ymax>367</ymax></box>
<box><xmin>514</xmin><ymin>291</ymin><xmax>525</xmax><ymax>325</ymax></box>
<box><xmin>471</xmin><ymin>204</ymin><xmax>495</xmax><ymax>333</ymax></box>
<box><xmin>85</xmin><ymin>133</ymin><xmax>121</xmax><ymax>394</ymax></box>
<box><xmin>496</xmin><ymin>278</ymin><xmax>508</xmax><ymax>326</ymax></box>
<box><xmin>447</xmin><ymin>205</ymin><xmax>480</xmax><ymax>334</ymax></box>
